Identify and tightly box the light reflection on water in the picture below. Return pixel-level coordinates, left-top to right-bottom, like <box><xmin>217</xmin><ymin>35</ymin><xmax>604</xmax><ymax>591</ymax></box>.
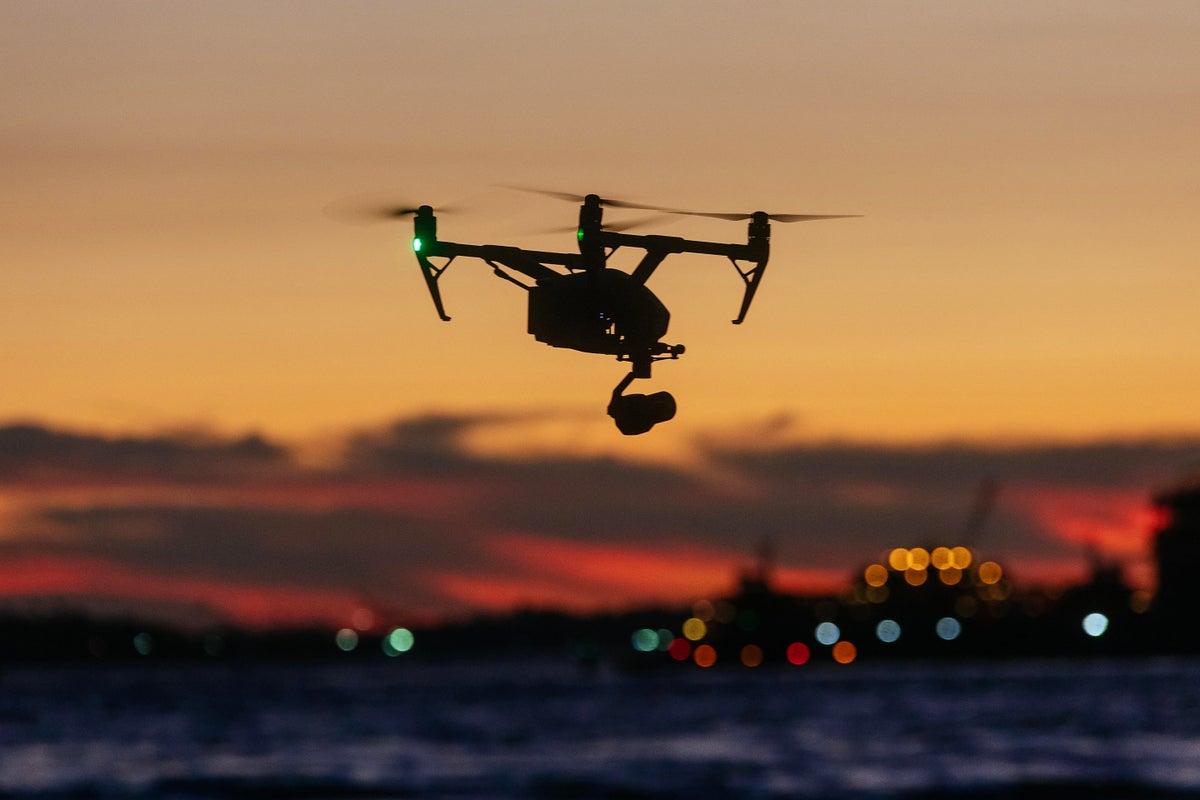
<box><xmin>3</xmin><ymin>658</ymin><xmax>1200</xmax><ymax>798</ymax></box>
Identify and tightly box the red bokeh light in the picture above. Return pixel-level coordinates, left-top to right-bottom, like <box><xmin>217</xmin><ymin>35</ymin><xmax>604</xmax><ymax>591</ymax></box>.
<box><xmin>668</xmin><ymin>637</ymin><xmax>692</xmax><ymax>661</ymax></box>
<box><xmin>786</xmin><ymin>641</ymin><xmax>811</xmax><ymax>665</ymax></box>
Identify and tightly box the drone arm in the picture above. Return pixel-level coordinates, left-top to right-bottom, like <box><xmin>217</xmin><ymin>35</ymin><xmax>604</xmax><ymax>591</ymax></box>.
<box><xmin>430</xmin><ymin>241</ymin><xmax>578</xmax><ymax>280</ymax></box>
<box><xmin>478</xmin><ymin>247</ymin><xmax>565</xmax><ymax>282</ymax></box>
<box><xmin>415</xmin><ymin>240</ymin><xmax>583</xmax><ymax>320</ymax></box>
<box><xmin>486</xmin><ymin>260</ymin><xmax>533</xmax><ymax>291</ymax></box>
<box><xmin>598</xmin><ymin>231</ymin><xmax>770</xmax><ymax>322</ymax></box>
<box><xmin>629</xmin><ymin>250</ymin><xmax>669</xmax><ymax>284</ymax></box>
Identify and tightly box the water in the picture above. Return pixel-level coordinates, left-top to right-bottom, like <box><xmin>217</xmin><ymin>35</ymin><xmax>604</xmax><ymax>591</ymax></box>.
<box><xmin>4</xmin><ymin>658</ymin><xmax>1200</xmax><ymax>798</ymax></box>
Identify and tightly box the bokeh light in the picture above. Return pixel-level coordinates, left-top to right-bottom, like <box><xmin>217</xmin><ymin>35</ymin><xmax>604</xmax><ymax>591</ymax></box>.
<box><xmin>951</xmin><ymin>547</ymin><xmax>973</xmax><ymax>569</ymax></box>
<box><xmin>786</xmin><ymin>642</ymin><xmax>811</xmax><ymax>665</ymax></box>
<box><xmin>740</xmin><ymin>644</ymin><xmax>764</xmax><ymax>667</ymax></box>
<box><xmin>631</xmin><ymin>628</ymin><xmax>659</xmax><ymax>652</ymax></box>
<box><xmin>383</xmin><ymin>627</ymin><xmax>414</xmax><ymax>655</ymax></box>
<box><xmin>335</xmin><ymin>628</ymin><xmax>359</xmax><ymax>651</ymax></box>
<box><xmin>693</xmin><ymin>644</ymin><xmax>717</xmax><ymax>668</ymax></box>
<box><xmin>909</xmin><ymin>547</ymin><xmax>930</xmax><ymax>570</ymax></box>
<box><xmin>668</xmin><ymin>637</ymin><xmax>692</xmax><ymax>661</ymax></box>
<box><xmin>351</xmin><ymin>607</ymin><xmax>374</xmax><ymax>631</ymax></box>
<box><xmin>888</xmin><ymin>548</ymin><xmax>910</xmax><ymax>571</ymax></box>
<box><xmin>876</xmin><ymin>619</ymin><xmax>902</xmax><ymax>643</ymax></box>
<box><xmin>832</xmin><ymin>641</ymin><xmax>857</xmax><ymax>664</ymax></box>
<box><xmin>864</xmin><ymin>564</ymin><xmax>888</xmax><ymax>587</ymax></box>
<box><xmin>1130</xmin><ymin>592</ymin><xmax>1152</xmax><ymax>614</ymax></box>
<box><xmin>905</xmin><ymin>568</ymin><xmax>928</xmax><ymax>587</ymax></box>
<box><xmin>939</xmin><ymin>567</ymin><xmax>963</xmax><ymax>586</ymax></box>
<box><xmin>815</xmin><ymin>622</ymin><xmax>840</xmax><ymax>646</ymax></box>
<box><xmin>132</xmin><ymin>632</ymin><xmax>153</xmax><ymax>656</ymax></box>
<box><xmin>931</xmin><ymin>547</ymin><xmax>952</xmax><ymax>570</ymax></box>
<box><xmin>1082</xmin><ymin>612</ymin><xmax>1109</xmax><ymax>637</ymax></box>
<box><xmin>692</xmin><ymin>599</ymin><xmax>715</xmax><ymax>622</ymax></box>
<box><xmin>978</xmin><ymin>561</ymin><xmax>1003</xmax><ymax>585</ymax></box>
<box><xmin>656</xmin><ymin>629</ymin><xmax>674</xmax><ymax>651</ymax></box>
<box><xmin>682</xmin><ymin>617</ymin><xmax>707</xmax><ymax>641</ymax></box>
<box><xmin>935</xmin><ymin>617</ymin><xmax>962</xmax><ymax>641</ymax></box>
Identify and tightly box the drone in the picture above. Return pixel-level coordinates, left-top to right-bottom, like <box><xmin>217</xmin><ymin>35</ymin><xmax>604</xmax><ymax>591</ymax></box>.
<box><xmin>393</xmin><ymin>188</ymin><xmax>856</xmax><ymax>435</ymax></box>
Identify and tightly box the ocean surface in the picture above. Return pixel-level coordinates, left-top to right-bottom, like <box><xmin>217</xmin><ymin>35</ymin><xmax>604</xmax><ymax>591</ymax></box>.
<box><xmin>4</xmin><ymin>657</ymin><xmax>1200</xmax><ymax>799</ymax></box>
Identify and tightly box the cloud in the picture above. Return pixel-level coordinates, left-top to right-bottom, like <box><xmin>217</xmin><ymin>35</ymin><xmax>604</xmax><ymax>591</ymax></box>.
<box><xmin>0</xmin><ymin>423</ymin><xmax>290</xmax><ymax>482</ymax></box>
<box><xmin>1</xmin><ymin>418</ymin><xmax>1194</xmax><ymax>624</ymax></box>
<box><xmin>703</xmin><ymin>438</ymin><xmax>1200</xmax><ymax>491</ymax></box>
<box><xmin>339</xmin><ymin>413</ymin><xmax>500</xmax><ymax>475</ymax></box>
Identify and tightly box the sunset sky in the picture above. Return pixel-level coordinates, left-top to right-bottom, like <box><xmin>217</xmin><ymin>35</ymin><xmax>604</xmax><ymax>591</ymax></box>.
<box><xmin>3</xmin><ymin>2</ymin><xmax>1200</xmax><ymax>628</ymax></box>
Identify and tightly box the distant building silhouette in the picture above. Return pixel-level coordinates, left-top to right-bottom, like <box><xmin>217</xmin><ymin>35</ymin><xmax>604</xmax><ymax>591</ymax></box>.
<box><xmin>1152</xmin><ymin>478</ymin><xmax>1200</xmax><ymax>650</ymax></box>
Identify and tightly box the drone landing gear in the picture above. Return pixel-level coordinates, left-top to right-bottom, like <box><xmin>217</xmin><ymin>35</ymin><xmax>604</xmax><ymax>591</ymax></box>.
<box><xmin>607</xmin><ymin>371</ymin><xmax>676</xmax><ymax>436</ymax></box>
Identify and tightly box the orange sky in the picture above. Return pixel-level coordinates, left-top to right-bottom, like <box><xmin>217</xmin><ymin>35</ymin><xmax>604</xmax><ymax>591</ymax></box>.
<box><xmin>2</xmin><ymin>3</ymin><xmax>1199</xmax><ymax>625</ymax></box>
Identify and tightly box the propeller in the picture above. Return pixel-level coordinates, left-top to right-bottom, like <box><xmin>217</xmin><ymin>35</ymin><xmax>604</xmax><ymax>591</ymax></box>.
<box><xmin>497</xmin><ymin>185</ymin><xmax>669</xmax><ymax>212</ymax></box>
<box><xmin>535</xmin><ymin>215</ymin><xmax>667</xmax><ymax>236</ymax></box>
<box><xmin>655</xmin><ymin>209</ymin><xmax>861</xmax><ymax>223</ymax></box>
<box><xmin>497</xmin><ymin>186</ymin><xmax>859</xmax><ymax>223</ymax></box>
<box><xmin>323</xmin><ymin>195</ymin><xmax>465</xmax><ymax>225</ymax></box>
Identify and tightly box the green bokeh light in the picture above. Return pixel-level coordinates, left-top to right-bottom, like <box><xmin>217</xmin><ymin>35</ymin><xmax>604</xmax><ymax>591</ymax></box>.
<box><xmin>385</xmin><ymin>627</ymin><xmax>414</xmax><ymax>655</ymax></box>
<box><xmin>335</xmin><ymin>628</ymin><xmax>359</xmax><ymax>652</ymax></box>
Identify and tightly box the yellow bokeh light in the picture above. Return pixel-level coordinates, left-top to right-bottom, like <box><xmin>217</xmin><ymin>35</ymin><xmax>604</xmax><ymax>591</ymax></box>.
<box><xmin>740</xmin><ymin>644</ymin><xmax>764</xmax><ymax>667</ymax></box>
<box><xmin>682</xmin><ymin>617</ymin><xmax>707</xmax><ymax>641</ymax></box>
<box><xmin>888</xmin><ymin>548</ymin><xmax>910</xmax><ymax>571</ymax></box>
<box><xmin>905</xmin><ymin>568</ymin><xmax>928</xmax><ymax>586</ymax></box>
<box><xmin>909</xmin><ymin>547</ymin><xmax>930</xmax><ymax>570</ymax></box>
<box><xmin>832</xmin><ymin>641</ymin><xmax>857</xmax><ymax>664</ymax></box>
<box><xmin>694</xmin><ymin>644</ymin><xmax>717</xmax><ymax>668</ymax></box>
<box><xmin>939</xmin><ymin>567</ymin><xmax>963</xmax><ymax>586</ymax></box>
<box><xmin>978</xmin><ymin>561</ymin><xmax>1003</xmax><ymax>585</ymax></box>
<box><xmin>931</xmin><ymin>547</ymin><xmax>952</xmax><ymax>570</ymax></box>
<box><xmin>867</xmin><ymin>585</ymin><xmax>890</xmax><ymax>604</ymax></box>
<box><xmin>864</xmin><ymin>564</ymin><xmax>889</xmax><ymax>587</ymax></box>
<box><xmin>951</xmin><ymin>547</ymin><xmax>972</xmax><ymax>569</ymax></box>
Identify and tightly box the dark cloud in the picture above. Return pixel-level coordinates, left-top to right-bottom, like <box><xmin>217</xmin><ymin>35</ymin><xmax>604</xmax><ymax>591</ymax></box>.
<box><xmin>336</xmin><ymin>412</ymin><xmax>686</xmax><ymax>484</ymax></box>
<box><xmin>2</xmin><ymin>417</ymin><xmax>1194</xmax><ymax>619</ymax></box>
<box><xmin>340</xmin><ymin>414</ymin><xmax>493</xmax><ymax>475</ymax></box>
<box><xmin>0</xmin><ymin>423</ymin><xmax>290</xmax><ymax>481</ymax></box>
<box><xmin>705</xmin><ymin>438</ymin><xmax>1200</xmax><ymax>492</ymax></box>
<box><xmin>22</xmin><ymin>506</ymin><xmax>470</xmax><ymax>590</ymax></box>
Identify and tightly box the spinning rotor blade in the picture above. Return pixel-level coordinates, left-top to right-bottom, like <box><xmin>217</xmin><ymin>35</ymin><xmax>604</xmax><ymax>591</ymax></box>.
<box><xmin>770</xmin><ymin>213</ymin><xmax>861</xmax><ymax>222</ymax></box>
<box><xmin>659</xmin><ymin>209</ymin><xmax>862</xmax><ymax>223</ymax></box>
<box><xmin>499</xmin><ymin>187</ymin><xmax>859</xmax><ymax>223</ymax></box>
<box><xmin>323</xmin><ymin>195</ymin><xmax>464</xmax><ymax>225</ymax></box>
<box><xmin>498</xmin><ymin>185</ymin><xmax>666</xmax><ymax>212</ymax></box>
<box><xmin>606</xmin><ymin>215</ymin><xmax>669</xmax><ymax>232</ymax></box>
<box><xmin>533</xmin><ymin>214</ymin><xmax>666</xmax><ymax>235</ymax></box>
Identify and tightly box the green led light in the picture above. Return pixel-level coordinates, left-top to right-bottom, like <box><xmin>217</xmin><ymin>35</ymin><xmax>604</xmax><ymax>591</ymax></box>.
<box><xmin>412</xmin><ymin>237</ymin><xmax>422</xmax><ymax>252</ymax></box>
<box><xmin>576</xmin><ymin>228</ymin><xmax>584</xmax><ymax>242</ymax></box>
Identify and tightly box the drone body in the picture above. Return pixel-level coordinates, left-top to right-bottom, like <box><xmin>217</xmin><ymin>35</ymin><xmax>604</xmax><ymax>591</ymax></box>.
<box><xmin>527</xmin><ymin>269</ymin><xmax>673</xmax><ymax>362</ymax></box>
<box><xmin>409</xmin><ymin>191</ymin><xmax>855</xmax><ymax>434</ymax></box>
